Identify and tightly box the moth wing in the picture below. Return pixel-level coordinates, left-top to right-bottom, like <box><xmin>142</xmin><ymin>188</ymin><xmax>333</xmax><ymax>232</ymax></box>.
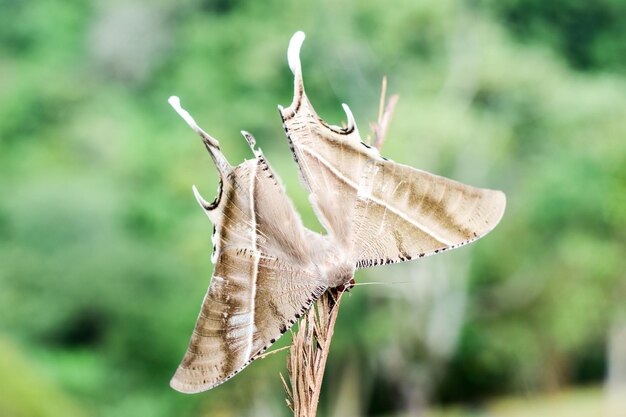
<box><xmin>278</xmin><ymin>33</ymin><xmax>506</xmax><ymax>267</ymax></box>
<box><xmin>169</xmin><ymin>99</ymin><xmax>327</xmax><ymax>393</ymax></box>
<box><xmin>171</xmin><ymin>247</ymin><xmax>326</xmax><ymax>393</ymax></box>
<box><xmin>351</xmin><ymin>160</ymin><xmax>505</xmax><ymax>267</ymax></box>
<box><xmin>279</xmin><ymin>34</ymin><xmax>368</xmax><ymax>247</ymax></box>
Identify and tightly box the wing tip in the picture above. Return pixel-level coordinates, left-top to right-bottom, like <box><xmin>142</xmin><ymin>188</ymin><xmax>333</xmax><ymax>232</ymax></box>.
<box><xmin>170</xmin><ymin>364</ymin><xmax>229</xmax><ymax>394</ymax></box>
<box><xmin>170</xmin><ymin>375</ymin><xmax>211</xmax><ymax>395</ymax></box>
<box><xmin>170</xmin><ymin>371</ymin><xmax>199</xmax><ymax>394</ymax></box>
<box><xmin>473</xmin><ymin>188</ymin><xmax>506</xmax><ymax>241</ymax></box>
<box><xmin>492</xmin><ymin>189</ymin><xmax>507</xmax><ymax>226</ymax></box>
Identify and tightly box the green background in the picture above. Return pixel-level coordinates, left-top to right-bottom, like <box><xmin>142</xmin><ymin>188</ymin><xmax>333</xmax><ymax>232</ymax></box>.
<box><xmin>1</xmin><ymin>0</ymin><xmax>625</xmax><ymax>416</ymax></box>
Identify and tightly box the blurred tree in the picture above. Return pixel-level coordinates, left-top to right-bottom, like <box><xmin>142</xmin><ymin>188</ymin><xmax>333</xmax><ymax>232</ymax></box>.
<box><xmin>0</xmin><ymin>0</ymin><xmax>625</xmax><ymax>416</ymax></box>
<box><xmin>479</xmin><ymin>0</ymin><xmax>626</xmax><ymax>72</ymax></box>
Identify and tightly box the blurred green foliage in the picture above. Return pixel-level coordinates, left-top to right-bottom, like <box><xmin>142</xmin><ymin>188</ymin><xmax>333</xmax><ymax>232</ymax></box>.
<box><xmin>0</xmin><ymin>0</ymin><xmax>625</xmax><ymax>416</ymax></box>
<box><xmin>481</xmin><ymin>0</ymin><xmax>626</xmax><ymax>72</ymax></box>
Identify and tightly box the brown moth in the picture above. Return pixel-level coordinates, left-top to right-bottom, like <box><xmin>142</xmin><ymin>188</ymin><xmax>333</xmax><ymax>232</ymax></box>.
<box><xmin>168</xmin><ymin>31</ymin><xmax>506</xmax><ymax>394</ymax></box>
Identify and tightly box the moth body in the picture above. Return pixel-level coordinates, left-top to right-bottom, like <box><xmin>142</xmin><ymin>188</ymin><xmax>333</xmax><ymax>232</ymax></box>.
<box><xmin>319</xmin><ymin>256</ymin><xmax>356</xmax><ymax>289</ymax></box>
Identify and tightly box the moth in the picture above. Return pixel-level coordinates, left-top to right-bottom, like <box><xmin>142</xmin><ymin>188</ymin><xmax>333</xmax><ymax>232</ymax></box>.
<box><xmin>168</xmin><ymin>31</ymin><xmax>506</xmax><ymax>394</ymax></box>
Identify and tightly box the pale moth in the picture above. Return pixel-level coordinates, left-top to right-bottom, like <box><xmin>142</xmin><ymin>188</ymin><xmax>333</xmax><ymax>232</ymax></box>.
<box><xmin>168</xmin><ymin>31</ymin><xmax>506</xmax><ymax>394</ymax></box>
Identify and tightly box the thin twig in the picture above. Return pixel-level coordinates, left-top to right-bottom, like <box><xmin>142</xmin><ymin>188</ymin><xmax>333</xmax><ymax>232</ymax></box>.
<box><xmin>369</xmin><ymin>76</ymin><xmax>399</xmax><ymax>151</ymax></box>
<box><xmin>256</xmin><ymin>345</ymin><xmax>291</xmax><ymax>361</ymax></box>
<box><xmin>378</xmin><ymin>76</ymin><xmax>388</xmax><ymax>125</ymax></box>
<box><xmin>283</xmin><ymin>289</ymin><xmax>344</xmax><ymax>417</ymax></box>
<box><xmin>283</xmin><ymin>78</ymin><xmax>398</xmax><ymax>417</ymax></box>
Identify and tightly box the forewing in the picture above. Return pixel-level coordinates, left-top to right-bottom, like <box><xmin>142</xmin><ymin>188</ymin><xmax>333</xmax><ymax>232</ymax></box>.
<box><xmin>169</xmin><ymin>100</ymin><xmax>327</xmax><ymax>393</ymax></box>
<box><xmin>279</xmin><ymin>35</ymin><xmax>374</xmax><ymax>246</ymax></box>
<box><xmin>278</xmin><ymin>34</ymin><xmax>506</xmax><ymax>268</ymax></box>
<box><xmin>352</xmin><ymin>159</ymin><xmax>505</xmax><ymax>268</ymax></box>
<box><xmin>208</xmin><ymin>150</ymin><xmax>319</xmax><ymax>268</ymax></box>
<box><xmin>171</xmin><ymin>247</ymin><xmax>326</xmax><ymax>393</ymax></box>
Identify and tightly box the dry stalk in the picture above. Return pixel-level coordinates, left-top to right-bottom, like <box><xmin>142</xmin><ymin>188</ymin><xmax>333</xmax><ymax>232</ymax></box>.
<box><xmin>282</xmin><ymin>78</ymin><xmax>398</xmax><ymax>417</ymax></box>
<box><xmin>282</xmin><ymin>289</ymin><xmax>344</xmax><ymax>417</ymax></box>
<box><xmin>369</xmin><ymin>76</ymin><xmax>400</xmax><ymax>151</ymax></box>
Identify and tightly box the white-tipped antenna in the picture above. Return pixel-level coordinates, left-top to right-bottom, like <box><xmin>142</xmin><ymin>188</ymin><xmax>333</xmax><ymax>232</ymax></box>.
<box><xmin>240</xmin><ymin>130</ymin><xmax>256</xmax><ymax>148</ymax></box>
<box><xmin>341</xmin><ymin>103</ymin><xmax>358</xmax><ymax>133</ymax></box>
<box><xmin>241</xmin><ymin>130</ymin><xmax>264</xmax><ymax>158</ymax></box>
<box><xmin>192</xmin><ymin>184</ymin><xmax>212</xmax><ymax>210</ymax></box>
<box><xmin>169</xmin><ymin>96</ymin><xmax>201</xmax><ymax>135</ymax></box>
<box><xmin>288</xmin><ymin>31</ymin><xmax>305</xmax><ymax>75</ymax></box>
<box><xmin>168</xmin><ymin>95</ymin><xmax>232</xmax><ymax>175</ymax></box>
<box><xmin>282</xmin><ymin>31</ymin><xmax>307</xmax><ymax>113</ymax></box>
<box><xmin>168</xmin><ymin>96</ymin><xmax>220</xmax><ymax>149</ymax></box>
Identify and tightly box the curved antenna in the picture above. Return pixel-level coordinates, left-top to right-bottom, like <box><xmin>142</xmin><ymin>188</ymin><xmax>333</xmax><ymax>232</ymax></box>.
<box><xmin>288</xmin><ymin>31</ymin><xmax>305</xmax><ymax>75</ymax></box>
<box><xmin>341</xmin><ymin>103</ymin><xmax>360</xmax><ymax>136</ymax></box>
<box><xmin>240</xmin><ymin>130</ymin><xmax>256</xmax><ymax>149</ymax></box>
<box><xmin>287</xmin><ymin>31</ymin><xmax>306</xmax><ymax>107</ymax></box>
<box><xmin>241</xmin><ymin>130</ymin><xmax>263</xmax><ymax>158</ymax></box>
<box><xmin>168</xmin><ymin>96</ymin><xmax>232</xmax><ymax>177</ymax></box>
<box><xmin>192</xmin><ymin>184</ymin><xmax>213</xmax><ymax>210</ymax></box>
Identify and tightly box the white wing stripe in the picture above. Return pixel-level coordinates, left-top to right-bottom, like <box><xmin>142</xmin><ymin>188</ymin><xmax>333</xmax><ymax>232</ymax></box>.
<box><xmin>300</xmin><ymin>145</ymin><xmax>359</xmax><ymax>191</ymax></box>
<box><xmin>244</xmin><ymin>163</ymin><xmax>260</xmax><ymax>360</ymax></box>
<box><xmin>300</xmin><ymin>145</ymin><xmax>454</xmax><ymax>246</ymax></box>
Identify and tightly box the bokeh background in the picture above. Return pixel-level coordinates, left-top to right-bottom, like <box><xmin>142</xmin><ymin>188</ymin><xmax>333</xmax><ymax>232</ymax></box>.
<box><xmin>1</xmin><ymin>0</ymin><xmax>626</xmax><ymax>416</ymax></box>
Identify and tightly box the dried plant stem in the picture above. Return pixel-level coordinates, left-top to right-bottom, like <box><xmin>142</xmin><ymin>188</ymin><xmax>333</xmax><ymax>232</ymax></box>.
<box><xmin>283</xmin><ymin>289</ymin><xmax>344</xmax><ymax>417</ymax></box>
<box><xmin>369</xmin><ymin>76</ymin><xmax>399</xmax><ymax>151</ymax></box>
<box><xmin>283</xmin><ymin>79</ymin><xmax>398</xmax><ymax>417</ymax></box>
